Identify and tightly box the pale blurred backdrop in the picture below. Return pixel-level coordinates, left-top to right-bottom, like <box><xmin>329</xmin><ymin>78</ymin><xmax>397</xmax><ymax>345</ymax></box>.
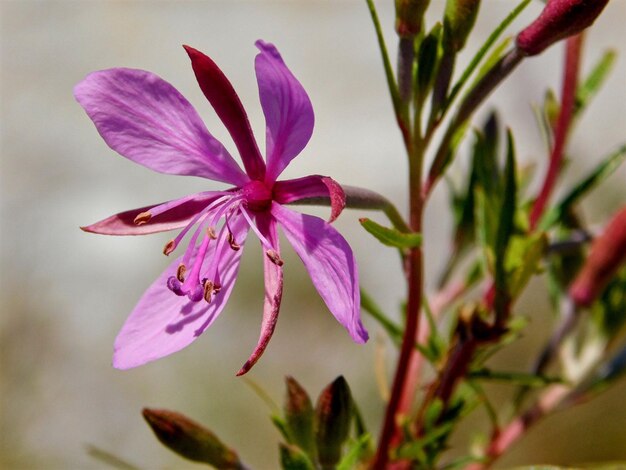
<box><xmin>1</xmin><ymin>1</ymin><xmax>626</xmax><ymax>469</ymax></box>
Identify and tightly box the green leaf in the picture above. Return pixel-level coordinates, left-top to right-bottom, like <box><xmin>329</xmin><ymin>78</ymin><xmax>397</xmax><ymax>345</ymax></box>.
<box><xmin>279</xmin><ymin>443</ymin><xmax>316</xmax><ymax>470</ymax></box>
<box><xmin>359</xmin><ymin>218</ymin><xmax>422</xmax><ymax>248</ymax></box>
<box><xmin>360</xmin><ymin>289</ymin><xmax>403</xmax><ymax>343</ymax></box>
<box><xmin>540</xmin><ymin>144</ymin><xmax>626</xmax><ymax>230</ymax></box>
<box><xmin>336</xmin><ymin>434</ymin><xmax>372</xmax><ymax>470</ymax></box>
<box><xmin>575</xmin><ymin>49</ymin><xmax>616</xmax><ymax>118</ymax></box>
<box><xmin>506</xmin><ymin>232</ymin><xmax>547</xmax><ymax>298</ymax></box>
<box><xmin>271</xmin><ymin>415</ymin><xmax>293</xmax><ymax>444</ymax></box>
<box><xmin>469</xmin><ymin>368</ymin><xmax>564</xmax><ymax>387</ymax></box>
<box><xmin>470</xmin><ymin>37</ymin><xmax>511</xmax><ymax>91</ymax></box>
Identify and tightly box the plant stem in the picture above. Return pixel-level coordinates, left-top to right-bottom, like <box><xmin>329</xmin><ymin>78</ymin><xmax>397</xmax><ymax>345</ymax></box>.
<box><xmin>373</xmin><ymin>129</ymin><xmax>425</xmax><ymax>470</ymax></box>
<box><xmin>466</xmin><ymin>384</ymin><xmax>570</xmax><ymax>470</ymax></box>
<box><xmin>530</xmin><ymin>34</ymin><xmax>583</xmax><ymax>228</ymax></box>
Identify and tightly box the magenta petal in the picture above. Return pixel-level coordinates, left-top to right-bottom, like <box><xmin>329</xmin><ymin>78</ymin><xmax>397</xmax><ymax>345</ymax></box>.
<box><xmin>74</xmin><ymin>68</ymin><xmax>248</xmax><ymax>185</ymax></box>
<box><xmin>254</xmin><ymin>41</ymin><xmax>314</xmax><ymax>183</ymax></box>
<box><xmin>184</xmin><ymin>46</ymin><xmax>266</xmax><ymax>181</ymax></box>
<box><xmin>274</xmin><ymin>175</ymin><xmax>346</xmax><ymax>223</ymax></box>
<box><xmin>237</xmin><ymin>213</ymin><xmax>283</xmax><ymax>375</ymax></box>
<box><xmin>272</xmin><ymin>203</ymin><xmax>368</xmax><ymax>343</ymax></box>
<box><xmin>112</xmin><ymin>220</ymin><xmax>249</xmax><ymax>369</ymax></box>
<box><xmin>82</xmin><ymin>193</ymin><xmax>223</xmax><ymax>236</ymax></box>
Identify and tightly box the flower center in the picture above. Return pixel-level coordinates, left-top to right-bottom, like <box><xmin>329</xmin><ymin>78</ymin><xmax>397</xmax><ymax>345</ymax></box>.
<box><xmin>242</xmin><ymin>180</ymin><xmax>273</xmax><ymax>212</ymax></box>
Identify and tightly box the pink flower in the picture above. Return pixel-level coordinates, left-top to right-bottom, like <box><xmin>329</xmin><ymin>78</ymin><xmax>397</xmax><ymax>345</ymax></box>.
<box><xmin>75</xmin><ymin>41</ymin><xmax>368</xmax><ymax>374</ymax></box>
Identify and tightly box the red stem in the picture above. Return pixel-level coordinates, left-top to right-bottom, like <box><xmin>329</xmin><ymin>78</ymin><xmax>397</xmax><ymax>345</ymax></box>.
<box><xmin>529</xmin><ymin>35</ymin><xmax>583</xmax><ymax>229</ymax></box>
<box><xmin>373</xmin><ymin>141</ymin><xmax>424</xmax><ymax>469</ymax></box>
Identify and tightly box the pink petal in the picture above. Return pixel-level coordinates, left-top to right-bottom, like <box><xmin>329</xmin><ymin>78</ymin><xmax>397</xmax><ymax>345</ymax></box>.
<box><xmin>237</xmin><ymin>213</ymin><xmax>283</xmax><ymax>375</ymax></box>
<box><xmin>112</xmin><ymin>218</ymin><xmax>249</xmax><ymax>369</ymax></box>
<box><xmin>81</xmin><ymin>192</ymin><xmax>223</xmax><ymax>236</ymax></box>
<box><xmin>74</xmin><ymin>68</ymin><xmax>248</xmax><ymax>185</ymax></box>
<box><xmin>271</xmin><ymin>203</ymin><xmax>368</xmax><ymax>343</ymax></box>
<box><xmin>274</xmin><ymin>175</ymin><xmax>346</xmax><ymax>223</ymax></box>
<box><xmin>254</xmin><ymin>40</ymin><xmax>314</xmax><ymax>183</ymax></box>
<box><xmin>184</xmin><ymin>45</ymin><xmax>266</xmax><ymax>181</ymax></box>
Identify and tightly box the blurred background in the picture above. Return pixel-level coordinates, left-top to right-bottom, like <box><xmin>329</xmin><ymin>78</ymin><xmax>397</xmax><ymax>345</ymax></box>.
<box><xmin>1</xmin><ymin>1</ymin><xmax>625</xmax><ymax>468</ymax></box>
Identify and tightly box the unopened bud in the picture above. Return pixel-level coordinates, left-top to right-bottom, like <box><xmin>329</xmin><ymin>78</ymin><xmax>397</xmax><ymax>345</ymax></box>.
<box><xmin>395</xmin><ymin>0</ymin><xmax>430</xmax><ymax>37</ymax></box>
<box><xmin>284</xmin><ymin>377</ymin><xmax>315</xmax><ymax>456</ymax></box>
<box><xmin>142</xmin><ymin>408</ymin><xmax>243</xmax><ymax>469</ymax></box>
<box><xmin>315</xmin><ymin>376</ymin><xmax>353</xmax><ymax>468</ymax></box>
<box><xmin>516</xmin><ymin>0</ymin><xmax>609</xmax><ymax>56</ymax></box>
<box><xmin>443</xmin><ymin>0</ymin><xmax>481</xmax><ymax>52</ymax></box>
<box><xmin>570</xmin><ymin>206</ymin><xmax>626</xmax><ymax>307</ymax></box>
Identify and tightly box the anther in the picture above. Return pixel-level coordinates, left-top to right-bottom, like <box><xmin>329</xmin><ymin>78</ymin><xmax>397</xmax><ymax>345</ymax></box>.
<box><xmin>163</xmin><ymin>240</ymin><xmax>176</xmax><ymax>256</ymax></box>
<box><xmin>176</xmin><ymin>264</ymin><xmax>187</xmax><ymax>282</ymax></box>
<box><xmin>203</xmin><ymin>280</ymin><xmax>215</xmax><ymax>303</ymax></box>
<box><xmin>228</xmin><ymin>233</ymin><xmax>240</xmax><ymax>251</ymax></box>
<box><xmin>266</xmin><ymin>250</ymin><xmax>284</xmax><ymax>266</ymax></box>
<box><xmin>134</xmin><ymin>211</ymin><xmax>152</xmax><ymax>225</ymax></box>
<box><xmin>207</xmin><ymin>227</ymin><xmax>217</xmax><ymax>240</ymax></box>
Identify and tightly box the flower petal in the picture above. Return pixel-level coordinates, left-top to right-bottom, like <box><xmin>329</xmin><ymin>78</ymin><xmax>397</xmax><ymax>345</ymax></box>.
<box><xmin>184</xmin><ymin>45</ymin><xmax>266</xmax><ymax>181</ymax></box>
<box><xmin>274</xmin><ymin>175</ymin><xmax>346</xmax><ymax>223</ymax></box>
<box><xmin>81</xmin><ymin>192</ymin><xmax>223</xmax><ymax>236</ymax></box>
<box><xmin>74</xmin><ymin>68</ymin><xmax>248</xmax><ymax>185</ymax></box>
<box><xmin>255</xmin><ymin>40</ymin><xmax>315</xmax><ymax>183</ymax></box>
<box><xmin>271</xmin><ymin>203</ymin><xmax>368</xmax><ymax>343</ymax></box>
<box><xmin>112</xmin><ymin>218</ymin><xmax>249</xmax><ymax>369</ymax></box>
<box><xmin>237</xmin><ymin>213</ymin><xmax>283</xmax><ymax>375</ymax></box>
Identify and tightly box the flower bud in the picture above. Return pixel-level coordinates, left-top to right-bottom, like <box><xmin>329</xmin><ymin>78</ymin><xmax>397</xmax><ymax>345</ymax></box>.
<box><xmin>443</xmin><ymin>0</ymin><xmax>481</xmax><ymax>52</ymax></box>
<box><xmin>284</xmin><ymin>376</ymin><xmax>315</xmax><ymax>456</ymax></box>
<box><xmin>314</xmin><ymin>376</ymin><xmax>353</xmax><ymax>468</ymax></box>
<box><xmin>395</xmin><ymin>0</ymin><xmax>430</xmax><ymax>37</ymax></box>
<box><xmin>516</xmin><ymin>0</ymin><xmax>609</xmax><ymax>56</ymax></box>
<box><xmin>569</xmin><ymin>206</ymin><xmax>626</xmax><ymax>307</ymax></box>
<box><xmin>142</xmin><ymin>408</ymin><xmax>243</xmax><ymax>469</ymax></box>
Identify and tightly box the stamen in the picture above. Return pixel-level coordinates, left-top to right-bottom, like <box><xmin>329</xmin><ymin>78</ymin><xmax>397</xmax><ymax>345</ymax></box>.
<box><xmin>134</xmin><ymin>211</ymin><xmax>151</xmax><ymax>225</ymax></box>
<box><xmin>163</xmin><ymin>240</ymin><xmax>176</xmax><ymax>256</ymax></box>
<box><xmin>176</xmin><ymin>264</ymin><xmax>186</xmax><ymax>282</ymax></box>
<box><xmin>207</xmin><ymin>227</ymin><xmax>217</xmax><ymax>240</ymax></box>
<box><xmin>266</xmin><ymin>249</ymin><xmax>284</xmax><ymax>266</ymax></box>
<box><xmin>240</xmin><ymin>207</ymin><xmax>275</xmax><ymax>252</ymax></box>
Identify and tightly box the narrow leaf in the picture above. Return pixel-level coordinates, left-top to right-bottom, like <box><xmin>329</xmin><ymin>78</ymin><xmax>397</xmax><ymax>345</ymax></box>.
<box><xmin>359</xmin><ymin>218</ymin><xmax>422</xmax><ymax>248</ymax></box>
<box><xmin>540</xmin><ymin>145</ymin><xmax>626</xmax><ymax>230</ymax></box>
<box><xmin>575</xmin><ymin>49</ymin><xmax>616</xmax><ymax>117</ymax></box>
<box><xmin>279</xmin><ymin>443</ymin><xmax>316</xmax><ymax>470</ymax></box>
<box><xmin>336</xmin><ymin>434</ymin><xmax>372</xmax><ymax>470</ymax></box>
<box><xmin>469</xmin><ymin>368</ymin><xmax>564</xmax><ymax>387</ymax></box>
<box><xmin>361</xmin><ymin>289</ymin><xmax>403</xmax><ymax>343</ymax></box>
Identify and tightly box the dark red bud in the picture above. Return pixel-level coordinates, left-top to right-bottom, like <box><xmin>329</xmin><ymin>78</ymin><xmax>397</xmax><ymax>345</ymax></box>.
<box><xmin>516</xmin><ymin>0</ymin><xmax>609</xmax><ymax>56</ymax></box>
<box><xmin>570</xmin><ymin>206</ymin><xmax>626</xmax><ymax>307</ymax></box>
<box><xmin>284</xmin><ymin>376</ymin><xmax>316</xmax><ymax>456</ymax></box>
<box><xmin>395</xmin><ymin>0</ymin><xmax>430</xmax><ymax>37</ymax></box>
<box><xmin>314</xmin><ymin>376</ymin><xmax>353</xmax><ymax>468</ymax></box>
<box><xmin>142</xmin><ymin>408</ymin><xmax>242</xmax><ymax>469</ymax></box>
